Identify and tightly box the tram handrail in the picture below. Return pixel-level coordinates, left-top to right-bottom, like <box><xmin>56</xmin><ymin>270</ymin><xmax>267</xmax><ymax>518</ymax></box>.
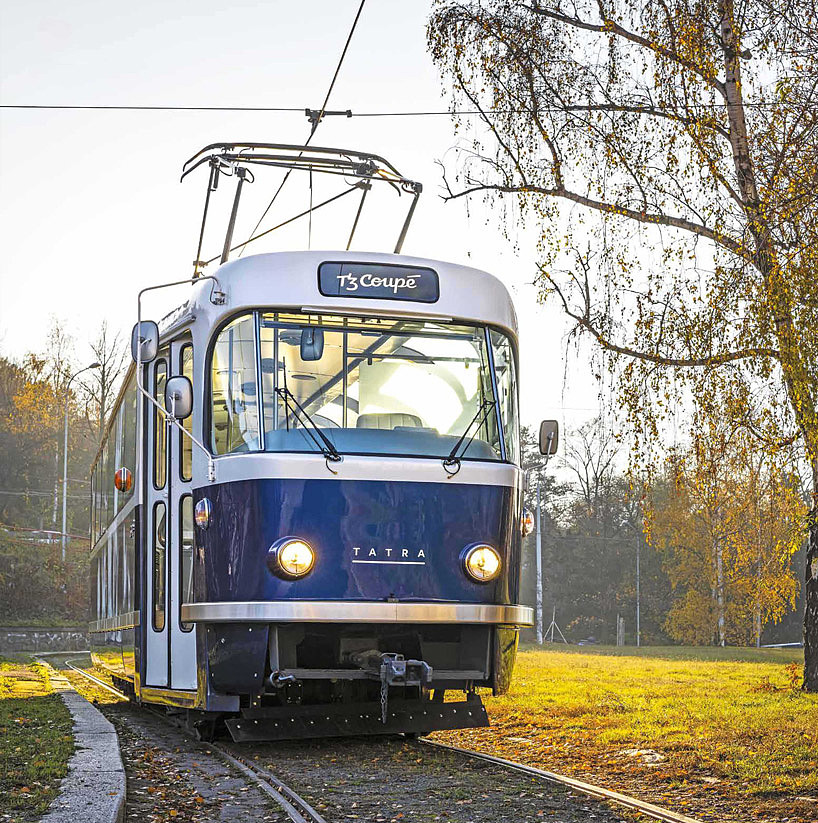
<box><xmin>135</xmin><ymin>276</ymin><xmax>222</xmax><ymax>495</ymax></box>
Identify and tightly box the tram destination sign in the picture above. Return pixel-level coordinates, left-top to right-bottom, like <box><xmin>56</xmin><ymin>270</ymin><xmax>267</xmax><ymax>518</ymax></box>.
<box><xmin>318</xmin><ymin>261</ymin><xmax>439</xmax><ymax>303</ymax></box>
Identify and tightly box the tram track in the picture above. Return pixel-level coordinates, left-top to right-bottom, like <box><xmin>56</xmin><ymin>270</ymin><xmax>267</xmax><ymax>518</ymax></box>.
<box><xmin>64</xmin><ymin>660</ymin><xmax>327</xmax><ymax>823</ymax></box>
<box><xmin>419</xmin><ymin>739</ymin><xmax>702</xmax><ymax>823</ymax></box>
<box><xmin>64</xmin><ymin>659</ymin><xmax>700</xmax><ymax>823</ymax></box>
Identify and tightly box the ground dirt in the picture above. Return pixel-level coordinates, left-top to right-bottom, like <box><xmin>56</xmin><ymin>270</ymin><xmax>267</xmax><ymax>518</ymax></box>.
<box><xmin>234</xmin><ymin>734</ymin><xmax>635</xmax><ymax>823</ymax></box>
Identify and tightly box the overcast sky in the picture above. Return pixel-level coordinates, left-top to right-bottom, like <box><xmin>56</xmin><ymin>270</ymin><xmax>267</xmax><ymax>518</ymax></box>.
<box><xmin>0</xmin><ymin>0</ymin><xmax>603</xmax><ymax>431</ymax></box>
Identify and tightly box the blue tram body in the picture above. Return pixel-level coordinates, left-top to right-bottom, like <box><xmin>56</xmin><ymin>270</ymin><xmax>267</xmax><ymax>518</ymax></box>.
<box><xmin>88</xmin><ymin>250</ymin><xmax>534</xmax><ymax>739</ymax></box>
<box><xmin>196</xmin><ymin>478</ymin><xmax>520</xmax><ymax>603</ymax></box>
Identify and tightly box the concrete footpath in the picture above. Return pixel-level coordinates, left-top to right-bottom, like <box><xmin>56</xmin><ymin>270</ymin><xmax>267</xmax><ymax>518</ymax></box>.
<box><xmin>37</xmin><ymin>663</ymin><xmax>125</xmax><ymax>823</ymax></box>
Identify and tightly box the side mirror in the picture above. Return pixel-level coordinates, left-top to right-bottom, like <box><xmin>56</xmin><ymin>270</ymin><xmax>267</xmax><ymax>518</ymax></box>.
<box><xmin>539</xmin><ymin>420</ymin><xmax>559</xmax><ymax>455</ymax></box>
<box><xmin>131</xmin><ymin>321</ymin><xmax>159</xmax><ymax>363</ymax></box>
<box><xmin>165</xmin><ymin>375</ymin><xmax>193</xmax><ymax>420</ymax></box>
<box><xmin>300</xmin><ymin>327</ymin><xmax>324</xmax><ymax>361</ymax></box>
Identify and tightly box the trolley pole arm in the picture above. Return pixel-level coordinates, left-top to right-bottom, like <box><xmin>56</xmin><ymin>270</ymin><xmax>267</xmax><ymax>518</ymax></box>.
<box><xmin>394</xmin><ymin>183</ymin><xmax>422</xmax><ymax>254</ymax></box>
<box><xmin>221</xmin><ymin>167</ymin><xmax>252</xmax><ymax>264</ymax></box>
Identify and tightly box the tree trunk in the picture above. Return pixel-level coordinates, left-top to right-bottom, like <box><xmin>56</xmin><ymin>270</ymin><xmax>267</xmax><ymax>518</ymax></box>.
<box><xmin>804</xmin><ymin>462</ymin><xmax>818</xmax><ymax>691</ymax></box>
<box><xmin>716</xmin><ymin>540</ymin><xmax>726</xmax><ymax>647</ymax></box>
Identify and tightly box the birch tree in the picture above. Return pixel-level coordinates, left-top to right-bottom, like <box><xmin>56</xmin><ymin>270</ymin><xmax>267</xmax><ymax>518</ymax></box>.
<box><xmin>429</xmin><ymin>0</ymin><xmax>818</xmax><ymax>688</ymax></box>
<box><xmin>650</xmin><ymin>424</ymin><xmax>803</xmax><ymax>645</ymax></box>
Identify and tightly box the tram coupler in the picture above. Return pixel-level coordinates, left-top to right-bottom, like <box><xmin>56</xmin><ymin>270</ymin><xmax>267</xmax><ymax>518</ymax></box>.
<box><xmin>379</xmin><ymin>653</ymin><xmax>432</xmax><ymax>689</ymax></box>
<box><xmin>378</xmin><ymin>653</ymin><xmax>432</xmax><ymax>723</ymax></box>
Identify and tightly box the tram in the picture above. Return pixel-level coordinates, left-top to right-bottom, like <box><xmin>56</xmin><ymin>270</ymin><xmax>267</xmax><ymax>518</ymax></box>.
<box><xmin>88</xmin><ymin>145</ymin><xmax>557</xmax><ymax>741</ymax></box>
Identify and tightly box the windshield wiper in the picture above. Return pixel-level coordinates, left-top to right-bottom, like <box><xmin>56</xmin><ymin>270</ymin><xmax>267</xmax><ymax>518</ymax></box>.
<box><xmin>443</xmin><ymin>399</ymin><xmax>495</xmax><ymax>473</ymax></box>
<box><xmin>275</xmin><ymin>366</ymin><xmax>342</xmax><ymax>463</ymax></box>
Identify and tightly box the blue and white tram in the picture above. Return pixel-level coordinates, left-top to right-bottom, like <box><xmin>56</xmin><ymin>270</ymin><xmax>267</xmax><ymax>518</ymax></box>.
<box><xmin>89</xmin><ymin>250</ymin><xmax>554</xmax><ymax>740</ymax></box>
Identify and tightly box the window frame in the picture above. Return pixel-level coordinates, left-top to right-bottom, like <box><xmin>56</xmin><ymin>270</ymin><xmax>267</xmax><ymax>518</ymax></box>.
<box><xmin>152</xmin><ymin>501</ymin><xmax>166</xmax><ymax>632</ymax></box>
<box><xmin>205</xmin><ymin>309</ymin><xmax>521</xmax><ymax>465</ymax></box>
<box><xmin>179</xmin><ymin>494</ymin><xmax>194</xmax><ymax>632</ymax></box>
<box><xmin>179</xmin><ymin>344</ymin><xmax>194</xmax><ymax>481</ymax></box>
<box><xmin>153</xmin><ymin>358</ymin><xmax>168</xmax><ymax>490</ymax></box>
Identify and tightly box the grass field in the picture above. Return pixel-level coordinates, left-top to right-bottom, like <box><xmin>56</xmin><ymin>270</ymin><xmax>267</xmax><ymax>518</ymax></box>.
<box><xmin>434</xmin><ymin>644</ymin><xmax>818</xmax><ymax>823</ymax></box>
<box><xmin>0</xmin><ymin>657</ymin><xmax>74</xmax><ymax>822</ymax></box>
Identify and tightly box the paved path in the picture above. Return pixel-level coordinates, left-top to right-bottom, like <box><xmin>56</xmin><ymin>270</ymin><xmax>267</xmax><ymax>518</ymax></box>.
<box><xmin>38</xmin><ymin>664</ymin><xmax>125</xmax><ymax>823</ymax></box>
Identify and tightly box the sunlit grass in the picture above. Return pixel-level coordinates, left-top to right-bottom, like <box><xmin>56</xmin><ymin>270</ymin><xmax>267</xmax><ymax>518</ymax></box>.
<box><xmin>435</xmin><ymin>645</ymin><xmax>818</xmax><ymax>821</ymax></box>
<box><xmin>0</xmin><ymin>657</ymin><xmax>74</xmax><ymax>821</ymax></box>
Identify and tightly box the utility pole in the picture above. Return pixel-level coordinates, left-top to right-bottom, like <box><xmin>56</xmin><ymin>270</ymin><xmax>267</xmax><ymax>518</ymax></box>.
<box><xmin>535</xmin><ymin>477</ymin><xmax>543</xmax><ymax>645</ymax></box>
<box><xmin>61</xmin><ymin>362</ymin><xmax>100</xmax><ymax>559</ymax></box>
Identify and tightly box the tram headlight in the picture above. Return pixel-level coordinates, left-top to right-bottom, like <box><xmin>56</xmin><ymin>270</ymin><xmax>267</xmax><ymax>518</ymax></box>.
<box><xmin>268</xmin><ymin>537</ymin><xmax>316</xmax><ymax>579</ymax></box>
<box><xmin>521</xmin><ymin>508</ymin><xmax>535</xmax><ymax>537</ymax></box>
<box><xmin>461</xmin><ymin>543</ymin><xmax>502</xmax><ymax>583</ymax></box>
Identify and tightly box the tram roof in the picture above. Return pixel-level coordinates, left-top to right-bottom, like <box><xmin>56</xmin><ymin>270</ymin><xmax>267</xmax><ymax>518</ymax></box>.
<box><xmin>188</xmin><ymin>251</ymin><xmax>518</xmax><ymax>338</ymax></box>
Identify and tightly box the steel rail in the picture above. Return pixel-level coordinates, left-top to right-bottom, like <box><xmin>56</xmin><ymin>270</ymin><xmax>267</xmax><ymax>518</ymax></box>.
<box><xmin>60</xmin><ymin>661</ymin><xmax>693</xmax><ymax>823</ymax></box>
<box><xmin>211</xmin><ymin>744</ymin><xmax>328</xmax><ymax>823</ymax></box>
<box><xmin>419</xmin><ymin>739</ymin><xmax>703</xmax><ymax>823</ymax></box>
<box><xmin>64</xmin><ymin>659</ymin><xmax>128</xmax><ymax>699</ymax></box>
<box><xmin>64</xmin><ymin>661</ymin><xmax>325</xmax><ymax>823</ymax></box>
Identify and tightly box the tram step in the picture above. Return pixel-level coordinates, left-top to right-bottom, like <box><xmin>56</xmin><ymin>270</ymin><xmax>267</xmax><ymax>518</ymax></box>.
<box><xmin>225</xmin><ymin>696</ymin><xmax>488</xmax><ymax>741</ymax></box>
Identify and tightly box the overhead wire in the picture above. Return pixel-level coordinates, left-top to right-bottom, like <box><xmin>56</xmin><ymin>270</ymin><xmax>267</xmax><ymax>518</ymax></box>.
<box><xmin>240</xmin><ymin>0</ymin><xmax>368</xmax><ymax>257</ymax></box>
<box><xmin>1</xmin><ymin>102</ymin><xmax>815</xmax><ymax>113</ymax></box>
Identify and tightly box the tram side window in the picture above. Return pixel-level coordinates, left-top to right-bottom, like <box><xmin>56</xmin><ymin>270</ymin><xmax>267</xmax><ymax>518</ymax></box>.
<box><xmin>110</xmin><ymin>529</ymin><xmax>120</xmax><ymax>620</ymax></box>
<box><xmin>92</xmin><ymin>458</ymin><xmax>103</xmax><ymax>543</ymax></box>
<box><xmin>124</xmin><ymin>514</ymin><xmax>135</xmax><ymax>613</ymax></box>
<box><xmin>152</xmin><ymin>502</ymin><xmax>166</xmax><ymax>631</ymax></box>
<box><xmin>490</xmin><ymin>330</ymin><xmax>520</xmax><ymax>464</ymax></box>
<box><xmin>113</xmin><ymin>404</ymin><xmax>124</xmax><ymax>515</ymax></box>
<box><xmin>103</xmin><ymin>439</ymin><xmax>113</xmax><ymax>528</ymax></box>
<box><xmin>180</xmin><ymin>495</ymin><xmax>194</xmax><ymax>631</ymax></box>
<box><xmin>180</xmin><ymin>345</ymin><xmax>193</xmax><ymax>480</ymax></box>
<box><xmin>99</xmin><ymin>548</ymin><xmax>107</xmax><ymax>620</ymax></box>
<box><xmin>121</xmin><ymin>375</ymin><xmax>137</xmax><ymax>490</ymax></box>
<box><xmin>91</xmin><ymin>554</ymin><xmax>99</xmax><ymax>622</ymax></box>
<box><xmin>210</xmin><ymin>315</ymin><xmax>260</xmax><ymax>454</ymax></box>
<box><xmin>91</xmin><ymin>471</ymin><xmax>98</xmax><ymax>543</ymax></box>
<box><xmin>154</xmin><ymin>360</ymin><xmax>167</xmax><ymax>489</ymax></box>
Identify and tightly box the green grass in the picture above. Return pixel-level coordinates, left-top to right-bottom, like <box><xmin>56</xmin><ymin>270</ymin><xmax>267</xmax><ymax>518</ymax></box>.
<box><xmin>520</xmin><ymin>642</ymin><xmax>803</xmax><ymax>664</ymax></box>
<box><xmin>0</xmin><ymin>657</ymin><xmax>74</xmax><ymax>821</ymax></box>
<box><xmin>435</xmin><ymin>645</ymin><xmax>818</xmax><ymax>822</ymax></box>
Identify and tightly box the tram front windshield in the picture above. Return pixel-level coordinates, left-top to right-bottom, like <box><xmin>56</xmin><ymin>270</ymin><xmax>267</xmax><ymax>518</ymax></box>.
<box><xmin>210</xmin><ymin>311</ymin><xmax>519</xmax><ymax>463</ymax></box>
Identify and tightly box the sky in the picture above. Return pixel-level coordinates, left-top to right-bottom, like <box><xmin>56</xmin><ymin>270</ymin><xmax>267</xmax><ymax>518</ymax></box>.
<box><xmin>0</xmin><ymin>0</ymin><xmax>603</xmax><ymax>432</ymax></box>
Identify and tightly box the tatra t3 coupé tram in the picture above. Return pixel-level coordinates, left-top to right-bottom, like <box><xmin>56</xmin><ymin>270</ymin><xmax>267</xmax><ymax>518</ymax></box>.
<box><xmin>88</xmin><ymin>143</ymin><xmax>558</xmax><ymax>740</ymax></box>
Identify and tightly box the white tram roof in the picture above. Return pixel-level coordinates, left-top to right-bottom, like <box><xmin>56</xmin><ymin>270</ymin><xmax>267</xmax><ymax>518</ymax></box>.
<box><xmin>184</xmin><ymin>251</ymin><xmax>518</xmax><ymax>338</ymax></box>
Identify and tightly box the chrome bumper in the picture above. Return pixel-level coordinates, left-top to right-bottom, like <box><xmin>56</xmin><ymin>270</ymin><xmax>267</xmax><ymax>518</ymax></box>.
<box><xmin>181</xmin><ymin>601</ymin><xmax>534</xmax><ymax>626</ymax></box>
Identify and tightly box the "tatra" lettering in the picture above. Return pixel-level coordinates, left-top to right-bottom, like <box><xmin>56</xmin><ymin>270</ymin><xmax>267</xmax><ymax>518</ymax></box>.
<box><xmin>352</xmin><ymin>546</ymin><xmax>426</xmax><ymax>561</ymax></box>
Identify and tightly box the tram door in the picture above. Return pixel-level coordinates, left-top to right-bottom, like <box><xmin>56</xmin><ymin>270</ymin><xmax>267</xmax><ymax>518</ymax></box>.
<box><xmin>145</xmin><ymin>339</ymin><xmax>197</xmax><ymax>691</ymax></box>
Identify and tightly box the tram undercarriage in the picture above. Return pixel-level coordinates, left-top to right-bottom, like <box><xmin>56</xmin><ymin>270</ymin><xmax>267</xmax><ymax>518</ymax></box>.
<box><xmin>192</xmin><ymin>622</ymin><xmax>516</xmax><ymax>742</ymax></box>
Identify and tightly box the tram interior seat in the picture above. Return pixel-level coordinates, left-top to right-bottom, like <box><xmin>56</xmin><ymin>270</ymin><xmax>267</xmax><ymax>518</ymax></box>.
<box><xmin>356</xmin><ymin>412</ymin><xmax>423</xmax><ymax>429</ymax></box>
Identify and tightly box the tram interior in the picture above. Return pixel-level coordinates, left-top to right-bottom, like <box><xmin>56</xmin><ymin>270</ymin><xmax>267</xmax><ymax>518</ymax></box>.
<box><xmin>210</xmin><ymin>313</ymin><xmax>515</xmax><ymax>460</ymax></box>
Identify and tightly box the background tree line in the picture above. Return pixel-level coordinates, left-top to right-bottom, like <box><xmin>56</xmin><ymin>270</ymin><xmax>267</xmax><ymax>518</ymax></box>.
<box><xmin>0</xmin><ymin>318</ymin><xmax>806</xmax><ymax>643</ymax></box>
<box><xmin>520</xmin><ymin>419</ymin><xmax>806</xmax><ymax>647</ymax></box>
<box><xmin>0</xmin><ymin>319</ymin><xmax>124</xmax><ymax>624</ymax></box>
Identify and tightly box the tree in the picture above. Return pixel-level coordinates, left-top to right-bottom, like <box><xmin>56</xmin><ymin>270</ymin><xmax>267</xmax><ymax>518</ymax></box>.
<box><xmin>650</xmin><ymin>421</ymin><xmax>803</xmax><ymax>645</ymax></box>
<box><xmin>84</xmin><ymin>320</ymin><xmax>126</xmax><ymax>442</ymax></box>
<box><xmin>2</xmin><ymin>354</ymin><xmax>62</xmax><ymax>529</ymax></box>
<box><xmin>429</xmin><ymin>1</ymin><xmax>818</xmax><ymax>687</ymax></box>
